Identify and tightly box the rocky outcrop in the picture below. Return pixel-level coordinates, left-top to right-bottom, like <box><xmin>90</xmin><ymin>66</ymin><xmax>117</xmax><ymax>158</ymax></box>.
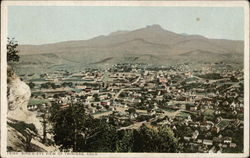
<box><xmin>7</xmin><ymin>66</ymin><xmax>41</xmax><ymax>126</ymax></box>
<box><xmin>7</xmin><ymin>66</ymin><xmax>56</xmax><ymax>152</ymax></box>
<box><xmin>7</xmin><ymin>66</ymin><xmax>32</xmax><ymax>120</ymax></box>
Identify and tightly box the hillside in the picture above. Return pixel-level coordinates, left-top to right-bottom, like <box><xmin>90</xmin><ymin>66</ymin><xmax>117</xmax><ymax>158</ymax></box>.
<box><xmin>14</xmin><ymin>24</ymin><xmax>244</xmax><ymax>73</ymax></box>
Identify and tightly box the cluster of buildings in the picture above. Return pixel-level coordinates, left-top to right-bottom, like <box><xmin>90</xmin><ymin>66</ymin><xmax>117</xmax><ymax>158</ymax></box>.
<box><xmin>24</xmin><ymin>62</ymin><xmax>244</xmax><ymax>153</ymax></box>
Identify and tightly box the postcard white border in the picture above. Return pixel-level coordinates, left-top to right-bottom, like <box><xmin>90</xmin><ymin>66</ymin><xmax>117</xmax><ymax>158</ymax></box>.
<box><xmin>1</xmin><ymin>1</ymin><xmax>249</xmax><ymax>158</ymax></box>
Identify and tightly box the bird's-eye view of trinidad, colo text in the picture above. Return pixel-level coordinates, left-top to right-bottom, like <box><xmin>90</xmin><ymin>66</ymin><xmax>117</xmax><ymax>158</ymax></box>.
<box><xmin>5</xmin><ymin>6</ymin><xmax>246</xmax><ymax>154</ymax></box>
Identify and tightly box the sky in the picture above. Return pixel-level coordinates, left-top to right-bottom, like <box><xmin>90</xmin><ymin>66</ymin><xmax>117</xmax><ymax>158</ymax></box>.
<box><xmin>8</xmin><ymin>6</ymin><xmax>244</xmax><ymax>45</ymax></box>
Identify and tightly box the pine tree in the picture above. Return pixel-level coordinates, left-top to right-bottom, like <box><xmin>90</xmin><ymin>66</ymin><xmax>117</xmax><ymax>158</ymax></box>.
<box><xmin>7</xmin><ymin>37</ymin><xmax>20</xmax><ymax>62</ymax></box>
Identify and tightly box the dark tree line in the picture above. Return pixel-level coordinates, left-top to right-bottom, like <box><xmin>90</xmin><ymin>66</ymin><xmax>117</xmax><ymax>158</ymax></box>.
<box><xmin>49</xmin><ymin>103</ymin><xmax>182</xmax><ymax>152</ymax></box>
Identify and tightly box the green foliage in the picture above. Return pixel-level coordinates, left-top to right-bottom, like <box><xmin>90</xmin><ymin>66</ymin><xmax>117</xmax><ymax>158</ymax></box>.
<box><xmin>85</xmin><ymin>120</ymin><xmax>117</xmax><ymax>152</ymax></box>
<box><xmin>175</xmin><ymin>125</ymin><xmax>193</xmax><ymax>138</ymax></box>
<box><xmin>162</xmin><ymin>107</ymin><xmax>176</xmax><ymax>112</ymax></box>
<box><xmin>183</xmin><ymin>82</ymin><xmax>203</xmax><ymax>90</ymax></box>
<box><xmin>232</xmin><ymin>127</ymin><xmax>244</xmax><ymax>153</ymax></box>
<box><xmin>223</xmin><ymin>127</ymin><xmax>243</xmax><ymax>153</ymax></box>
<box><xmin>133</xmin><ymin>124</ymin><xmax>180</xmax><ymax>152</ymax></box>
<box><xmin>156</xmin><ymin>126</ymin><xmax>180</xmax><ymax>152</ymax></box>
<box><xmin>41</xmin><ymin>82</ymin><xmax>58</xmax><ymax>89</ymax></box>
<box><xmin>126</xmin><ymin>108</ymin><xmax>136</xmax><ymax>114</ymax></box>
<box><xmin>198</xmin><ymin>73</ymin><xmax>223</xmax><ymax>80</ymax></box>
<box><xmin>28</xmin><ymin>99</ymin><xmax>49</xmax><ymax>106</ymax></box>
<box><xmin>49</xmin><ymin>103</ymin><xmax>181</xmax><ymax>152</ymax></box>
<box><xmin>115</xmin><ymin>130</ymin><xmax>134</xmax><ymax>152</ymax></box>
<box><xmin>176</xmin><ymin>112</ymin><xmax>190</xmax><ymax>118</ymax></box>
<box><xmin>49</xmin><ymin>103</ymin><xmax>117</xmax><ymax>152</ymax></box>
<box><xmin>203</xmin><ymin>109</ymin><xmax>215</xmax><ymax>121</ymax></box>
<box><xmin>135</xmin><ymin>125</ymin><xmax>158</xmax><ymax>152</ymax></box>
<box><xmin>7</xmin><ymin>37</ymin><xmax>20</xmax><ymax>62</ymax></box>
<box><xmin>49</xmin><ymin>104</ymin><xmax>90</xmax><ymax>151</ymax></box>
<box><xmin>28</xmin><ymin>82</ymin><xmax>35</xmax><ymax>89</ymax></box>
<box><xmin>217</xmin><ymin>120</ymin><xmax>230</xmax><ymax>129</ymax></box>
<box><xmin>62</xmin><ymin>82</ymin><xmax>73</xmax><ymax>87</ymax></box>
<box><xmin>136</xmin><ymin>115</ymin><xmax>152</xmax><ymax>122</ymax></box>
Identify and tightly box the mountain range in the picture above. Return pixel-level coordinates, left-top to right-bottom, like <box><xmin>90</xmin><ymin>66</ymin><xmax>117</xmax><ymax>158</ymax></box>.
<box><xmin>15</xmin><ymin>24</ymin><xmax>244</xmax><ymax>73</ymax></box>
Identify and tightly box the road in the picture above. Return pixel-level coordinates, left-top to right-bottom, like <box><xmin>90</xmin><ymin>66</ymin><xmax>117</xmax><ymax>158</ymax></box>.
<box><xmin>132</xmin><ymin>76</ymin><xmax>141</xmax><ymax>85</ymax></box>
<box><xmin>114</xmin><ymin>89</ymin><xmax>125</xmax><ymax>99</ymax></box>
<box><xmin>114</xmin><ymin>87</ymin><xmax>142</xmax><ymax>99</ymax></box>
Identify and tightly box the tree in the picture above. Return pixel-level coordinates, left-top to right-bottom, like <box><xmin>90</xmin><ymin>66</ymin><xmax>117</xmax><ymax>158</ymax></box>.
<box><xmin>49</xmin><ymin>104</ymin><xmax>90</xmax><ymax>151</ymax></box>
<box><xmin>28</xmin><ymin>82</ymin><xmax>35</xmax><ymax>89</ymax></box>
<box><xmin>7</xmin><ymin>37</ymin><xmax>20</xmax><ymax>62</ymax></box>
<box><xmin>41</xmin><ymin>83</ymin><xmax>50</xmax><ymax>89</ymax></box>
<box><xmin>133</xmin><ymin>124</ymin><xmax>181</xmax><ymax>152</ymax></box>
<box><xmin>85</xmin><ymin>119</ymin><xmax>117</xmax><ymax>152</ymax></box>
<box><xmin>39</xmin><ymin>107</ymin><xmax>49</xmax><ymax>144</ymax></box>
<box><xmin>51</xmin><ymin>83</ymin><xmax>57</xmax><ymax>89</ymax></box>
<box><xmin>115</xmin><ymin>129</ymin><xmax>134</xmax><ymax>152</ymax></box>
<box><xmin>156</xmin><ymin>126</ymin><xmax>181</xmax><ymax>152</ymax></box>
<box><xmin>126</xmin><ymin>108</ymin><xmax>136</xmax><ymax>114</ymax></box>
<box><xmin>134</xmin><ymin>124</ymin><xmax>161</xmax><ymax>152</ymax></box>
<box><xmin>49</xmin><ymin>104</ymin><xmax>181</xmax><ymax>152</ymax></box>
<box><xmin>93</xmin><ymin>93</ymin><xmax>100</xmax><ymax>101</ymax></box>
<box><xmin>49</xmin><ymin>103</ymin><xmax>117</xmax><ymax>152</ymax></box>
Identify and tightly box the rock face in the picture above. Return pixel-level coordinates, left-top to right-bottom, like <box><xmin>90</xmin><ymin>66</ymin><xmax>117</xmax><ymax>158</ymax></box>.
<box><xmin>7</xmin><ymin>66</ymin><xmax>41</xmax><ymax>125</ymax></box>
<box><xmin>7</xmin><ymin>68</ymin><xmax>32</xmax><ymax>120</ymax></box>
<box><xmin>7</xmin><ymin>66</ymin><xmax>48</xmax><ymax>152</ymax></box>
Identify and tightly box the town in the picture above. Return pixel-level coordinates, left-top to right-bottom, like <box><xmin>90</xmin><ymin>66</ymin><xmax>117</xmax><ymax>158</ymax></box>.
<box><xmin>21</xmin><ymin>62</ymin><xmax>244</xmax><ymax>153</ymax></box>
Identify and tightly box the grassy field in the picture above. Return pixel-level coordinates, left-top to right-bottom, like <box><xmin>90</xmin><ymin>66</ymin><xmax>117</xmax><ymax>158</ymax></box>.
<box><xmin>28</xmin><ymin>99</ymin><xmax>50</xmax><ymax>106</ymax></box>
<box><xmin>217</xmin><ymin>120</ymin><xmax>230</xmax><ymax>129</ymax></box>
<box><xmin>204</xmin><ymin>109</ymin><xmax>214</xmax><ymax>116</ymax></box>
<box><xmin>176</xmin><ymin>111</ymin><xmax>190</xmax><ymax>118</ymax></box>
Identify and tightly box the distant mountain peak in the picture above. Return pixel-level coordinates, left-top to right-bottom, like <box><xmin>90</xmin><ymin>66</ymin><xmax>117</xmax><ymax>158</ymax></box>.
<box><xmin>145</xmin><ymin>24</ymin><xmax>164</xmax><ymax>30</ymax></box>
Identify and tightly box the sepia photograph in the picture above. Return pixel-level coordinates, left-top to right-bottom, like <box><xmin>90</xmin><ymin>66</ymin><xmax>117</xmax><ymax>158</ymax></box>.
<box><xmin>1</xmin><ymin>1</ymin><xmax>249</xmax><ymax>157</ymax></box>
